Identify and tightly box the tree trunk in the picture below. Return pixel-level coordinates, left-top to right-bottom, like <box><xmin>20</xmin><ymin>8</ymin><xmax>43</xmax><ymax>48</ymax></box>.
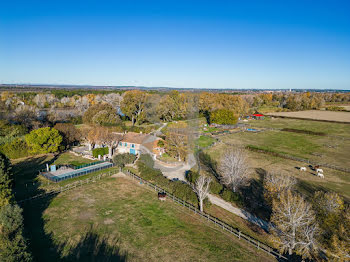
<box><xmin>132</xmin><ymin>115</ymin><xmax>135</xmax><ymax>126</ymax></box>
<box><xmin>288</xmin><ymin>248</ymin><xmax>292</xmax><ymax>255</ymax></box>
<box><xmin>199</xmin><ymin>198</ymin><xmax>203</xmax><ymax>212</ymax></box>
<box><xmin>88</xmin><ymin>143</ymin><xmax>92</xmax><ymax>151</ymax></box>
<box><xmin>108</xmin><ymin>146</ymin><xmax>113</xmax><ymax>158</ymax></box>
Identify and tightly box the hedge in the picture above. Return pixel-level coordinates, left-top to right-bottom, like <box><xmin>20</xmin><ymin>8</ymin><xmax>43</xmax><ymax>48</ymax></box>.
<box><xmin>136</xmin><ymin>161</ymin><xmax>198</xmax><ymax>206</ymax></box>
<box><xmin>112</xmin><ymin>153</ymin><xmax>137</xmax><ymax>168</ymax></box>
<box><xmin>92</xmin><ymin>147</ymin><xmax>109</xmax><ymax>158</ymax></box>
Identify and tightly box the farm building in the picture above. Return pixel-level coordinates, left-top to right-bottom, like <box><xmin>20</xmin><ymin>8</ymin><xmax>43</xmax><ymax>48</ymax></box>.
<box><xmin>116</xmin><ymin>132</ymin><xmax>164</xmax><ymax>158</ymax></box>
<box><xmin>251</xmin><ymin>114</ymin><xmax>264</xmax><ymax>120</ymax></box>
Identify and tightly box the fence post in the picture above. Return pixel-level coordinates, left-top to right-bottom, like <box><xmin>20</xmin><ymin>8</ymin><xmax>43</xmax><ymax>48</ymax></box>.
<box><xmin>238</xmin><ymin>231</ymin><xmax>241</xmax><ymax>239</ymax></box>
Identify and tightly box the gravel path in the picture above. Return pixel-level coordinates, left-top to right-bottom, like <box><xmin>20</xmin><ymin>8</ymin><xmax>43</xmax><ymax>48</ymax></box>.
<box><xmin>155</xmin><ymin>152</ymin><xmax>270</xmax><ymax>231</ymax></box>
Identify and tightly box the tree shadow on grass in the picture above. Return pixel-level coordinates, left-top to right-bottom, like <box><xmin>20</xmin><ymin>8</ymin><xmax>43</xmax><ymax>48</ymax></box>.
<box><xmin>239</xmin><ymin>168</ymin><xmax>271</xmax><ymax>221</ymax></box>
<box><xmin>59</xmin><ymin>228</ymin><xmax>128</xmax><ymax>262</ymax></box>
<box><xmin>13</xmin><ymin>154</ymin><xmax>59</xmax><ymax>201</ymax></box>
<box><xmin>15</xmin><ymin>154</ymin><xmax>127</xmax><ymax>262</ymax></box>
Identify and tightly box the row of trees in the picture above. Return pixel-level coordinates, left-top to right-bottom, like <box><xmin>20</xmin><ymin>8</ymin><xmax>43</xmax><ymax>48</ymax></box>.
<box><xmin>0</xmin><ymin>153</ymin><xmax>32</xmax><ymax>261</ymax></box>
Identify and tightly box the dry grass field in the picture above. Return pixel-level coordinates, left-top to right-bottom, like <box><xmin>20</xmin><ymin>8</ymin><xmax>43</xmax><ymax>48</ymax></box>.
<box><xmin>267</xmin><ymin>110</ymin><xmax>350</xmax><ymax>123</ymax></box>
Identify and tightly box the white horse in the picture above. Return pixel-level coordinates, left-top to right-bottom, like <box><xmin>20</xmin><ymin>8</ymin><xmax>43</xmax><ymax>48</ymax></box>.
<box><xmin>300</xmin><ymin>167</ymin><xmax>306</xmax><ymax>171</ymax></box>
<box><xmin>316</xmin><ymin>168</ymin><xmax>323</xmax><ymax>173</ymax></box>
<box><xmin>317</xmin><ymin>172</ymin><xmax>324</xmax><ymax>178</ymax></box>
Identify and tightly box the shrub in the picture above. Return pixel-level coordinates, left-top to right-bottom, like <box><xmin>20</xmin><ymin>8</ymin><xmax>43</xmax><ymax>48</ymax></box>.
<box><xmin>113</xmin><ymin>153</ymin><xmax>137</xmax><ymax>168</ymax></box>
<box><xmin>185</xmin><ymin>170</ymin><xmax>200</xmax><ymax>183</ymax></box>
<box><xmin>136</xmin><ymin>161</ymin><xmax>198</xmax><ymax>206</ymax></box>
<box><xmin>139</xmin><ymin>154</ymin><xmax>154</xmax><ymax>168</ymax></box>
<box><xmin>0</xmin><ymin>138</ymin><xmax>29</xmax><ymax>159</ymax></box>
<box><xmin>92</xmin><ymin>147</ymin><xmax>109</xmax><ymax>158</ymax></box>
<box><xmin>221</xmin><ymin>189</ymin><xmax>241</xmax><ymax>203</ymax></box>
<box><xmin>210</xmin><ymin>180</ymin><xmax>223</xmax><ymax>195</ymax></box>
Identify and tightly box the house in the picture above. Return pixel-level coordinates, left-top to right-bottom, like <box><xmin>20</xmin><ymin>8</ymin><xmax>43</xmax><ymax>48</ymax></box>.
<box><xmin>116</xmin><ymin>132</ymin><xmax>164</xmax><ymax>158</ymax></box>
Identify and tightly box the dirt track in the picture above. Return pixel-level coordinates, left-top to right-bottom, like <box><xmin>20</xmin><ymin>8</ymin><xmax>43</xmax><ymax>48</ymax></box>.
<box><xmin>267</xmin><ymin>110</ymin><xmax>350</xmax><ymax>123</ymax></box>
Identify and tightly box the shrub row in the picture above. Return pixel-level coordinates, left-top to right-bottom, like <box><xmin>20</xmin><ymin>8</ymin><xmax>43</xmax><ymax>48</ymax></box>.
<box><xmin>281</xmin><ymin>128</ymin><xmax>326</xmax><ymax>136</ymax></box>
<box><xmin>136</xmin><ymin>161</ymin><xmax>199</xmax><ymax>206</ymax></box>
<box><xmin>113</xmin><ymin>153</ymin><xmax>137</xmax><ymax>168</ymax></box>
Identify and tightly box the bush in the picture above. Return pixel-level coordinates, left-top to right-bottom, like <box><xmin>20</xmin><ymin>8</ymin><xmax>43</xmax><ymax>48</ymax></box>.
<box><xmin>92</xmin><ymin>147</ymin><xmax>109</xmax><ymax>158</ymax></box>
<box><xmin>221</xmin><ymin>189</ymin><xmax>241</xmax><ymax>203</ymax></box>
<box><xmin>0</xmin><ymin>138</ymin><xmax>29</xmax><ymax>159</ymax></box>
<box><xmin>185</xmin><ymin>170</ymin><xmax>200</xmax><ymax>183</ymax></box>
<box><xmin>113</xmin><ymin>153</ymin><xmax>137</xmax><ymax>168</ymax></box>
<box><xmin>210</xmin><ymin>180</ymin><xmax>223</xmax><ymax>195</ymax></box>
<box><xmin>139</xmin><ymin>154</ymin><xmax>154</xmax><ymax>168</ymax></box>
<box><xmin>136</xmin><ymin>161</ymin><xmax>198</xmax><ymax>206</ymax></box>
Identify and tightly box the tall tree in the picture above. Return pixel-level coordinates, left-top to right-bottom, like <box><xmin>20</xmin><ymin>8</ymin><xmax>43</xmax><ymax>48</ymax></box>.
<box><xmin>270</xmin><ymin>190</ymin><xmax>319</xmax><ymax>258</ymax></box>
<box><xmin>54</xmin><ymin>123</ymin><xmax>81</xmax><ymax>148</ymax></box>
<box><xmin>0</xmin><ymin>204</ymin><xmax>32</xmax><ymax>262</ymax></box>
<box><xmin>192</xmin><ymin>176</ymin><xmax>211</xmax><ymax>212</ymax></box>
<box><xmin>25</xmin><ymin>127</ymin><xmax>63</xmax><ymax>154</ymax></box>
<box><xmin>218</xmin><ymin>148</ymin><xmax>249</xmax><ymax>192</ymax></box>
<box><xmin>263</xmin><ymin>172</ymin><xmax>297</xmax><ymax>204</ymax></box>
<box><xmin>83</xmin><ymin>103</ymin><xmax>120</xmax><ymax>126</ymax></box>
<box><xmin>0</xmin><ymin>153</ymin><xmax>13</xmax><ymax>208</ymax></box>
<box><xmin>121</xmin><ymin>90</ymin><xmax>148</xmax><ymax>125</ymax></box>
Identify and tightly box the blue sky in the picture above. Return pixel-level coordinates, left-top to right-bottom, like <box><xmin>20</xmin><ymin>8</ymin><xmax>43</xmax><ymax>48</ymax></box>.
<box><xmin>1</xmin><ymin>0</ymin><xmax>349</xmax><ymax>89</ymax></box>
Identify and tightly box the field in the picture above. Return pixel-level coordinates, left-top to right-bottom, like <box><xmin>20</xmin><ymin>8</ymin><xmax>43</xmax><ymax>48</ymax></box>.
<box><xmin>22</xmin><ymin>176</ymin><xmax>275</xmax><ymax>262</ymax></box>
<box><xmin>205</xmin><ymin>117</ymin><xmax>350</xmax><ymax>204</ymax></box>
<box><xmin>267</xmin><ymin>110</ymin><xmax>350</xmax><ymax>123</ymax></box>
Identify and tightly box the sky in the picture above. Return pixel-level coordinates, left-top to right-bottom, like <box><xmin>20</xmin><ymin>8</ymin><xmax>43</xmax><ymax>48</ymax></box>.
<box><xmin>1</xmin><ymin>0</ymin><xmax>350</xmax><ymax>89</ymax></box>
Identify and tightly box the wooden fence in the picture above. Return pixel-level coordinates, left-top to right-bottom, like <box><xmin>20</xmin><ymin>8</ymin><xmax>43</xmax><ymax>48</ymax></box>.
<box><xmin>18</xmin><ymin>170</ymin><xmax>117</xmax><ymax>204</ymax></box>
<box><xmin>123</xmin><ymin>169</ymin><xmax>288</xmax><ymax>260</ymax></box>
<box><xmin>18</xmin><ymin>168</ymin><xmax>287</xmax><ymax>260</ymax></box>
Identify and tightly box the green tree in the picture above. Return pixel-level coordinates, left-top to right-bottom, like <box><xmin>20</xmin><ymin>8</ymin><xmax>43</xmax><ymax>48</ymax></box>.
<box><xmin>0</xmin><ymin>204</ymin><xmax>32</xmax><ymax>262</ymax></box>
<box><xmin>83</xmin><ymin>103</ymin><xmax>120</xmax><ymax>126</ymax></box>
<box><xmin>25</xmin><ymin>127</ymin><xmax>63</xmax><ymax>154</ymax></box>
<box><xmin>121</xmin><ymin>90</ymin><xmax>148</xmax><ymax>125</ymax></box>
<box><xmin>0</xmin><ymin>138</ymin><xmax>29</xmax><ymax>159</ymax></box>
<box><xmin>210</xmin><ymin>109</ymin><xmax>238</xmax><ymax>125</ymax></box>
<box><xmin>0</xmin><ymin>153</ymin><xmax>13</xmax><ymax>208</ymax></box>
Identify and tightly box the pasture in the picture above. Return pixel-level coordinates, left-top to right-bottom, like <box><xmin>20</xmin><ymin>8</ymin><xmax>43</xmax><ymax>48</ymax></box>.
<box><xmin>22</xmin><ymin>176</ymin><xmax>274</xmax><ymax>262</ymax></box>
<box><xmin>205</xmin><ymin>117</ymin><xmax>350</xmax><ymax>202</ymax></box>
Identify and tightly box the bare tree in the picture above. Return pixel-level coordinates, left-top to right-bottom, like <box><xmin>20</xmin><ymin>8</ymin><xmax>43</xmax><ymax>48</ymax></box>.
<box><xmin>270</xmin><ymin>190</ymin><xmax>319</xmax><ymax>258</ymax></box>
<box><xmin>192</xmin><ymin>176</ymin><xmax>211</xmax><ymax>212</ymax></box>
<box><xmin>263</xmin><ymin>172</ymin><xmax>297</xmax><ymax>203</ymax></box>
<box><xmin>218</xmin><ymin>148</ymin><xmax>249</xmax><ymax>192</ymax></box>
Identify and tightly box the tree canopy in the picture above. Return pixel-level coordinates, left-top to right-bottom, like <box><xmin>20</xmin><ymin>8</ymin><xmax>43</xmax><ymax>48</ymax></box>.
<box><xmin>25</xmin><ymin>127</ymin><xmax>63</xmax><ymax>154</ymax></box>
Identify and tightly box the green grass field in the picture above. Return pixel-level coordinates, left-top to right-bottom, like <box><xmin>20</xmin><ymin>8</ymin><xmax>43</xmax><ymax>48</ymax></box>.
<box><xmin>247</xmin><ymin>117</ymin><xmax>350</xmax><ymax>137</ymax></box>
<box><xmin>195</xmin><ymin>135</ymin><xmax>216</xmax><ymax>148</ymax></box>
<box><xmin>22</xmin><ymin>176</ymin><xmax>275</xmax><ymax>262</ymax></box>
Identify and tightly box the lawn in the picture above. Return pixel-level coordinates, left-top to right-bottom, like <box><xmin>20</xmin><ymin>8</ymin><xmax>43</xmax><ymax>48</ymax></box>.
<box><xmin>22</xmin><ymin>176</ymin><xmax>275</xmax><ymax>262</ymax></box>
<box><xmin>53</xmin><ymin>152</ymin><xmax>94</xmax><ymax>166</ymax></box>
